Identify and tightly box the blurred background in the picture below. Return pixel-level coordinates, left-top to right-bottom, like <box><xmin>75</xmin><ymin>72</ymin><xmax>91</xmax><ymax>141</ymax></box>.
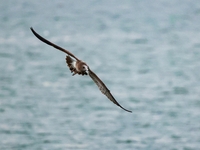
<box><xmin>0</xmin><ymin>0</ymin><xmax>200</xmax><ymax>149</ymax></box>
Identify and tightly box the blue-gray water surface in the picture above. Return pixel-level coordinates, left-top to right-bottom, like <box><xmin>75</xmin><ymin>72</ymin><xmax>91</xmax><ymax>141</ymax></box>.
<box><xmin>0</xmin><ymin>0</ymin><xmax>200</xmax><ymax>149</ymax></box>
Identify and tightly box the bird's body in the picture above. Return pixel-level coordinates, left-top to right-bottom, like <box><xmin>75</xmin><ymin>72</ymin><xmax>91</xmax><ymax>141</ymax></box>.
<box><xmin>30</xmin><ymin>27</ymin><xmax>132</xmax><ymax>113</ymax></box>
<box><xmin>66</xmin><ymin>56</ymin><xmax>88</xmax><ymax>76</ymax></box>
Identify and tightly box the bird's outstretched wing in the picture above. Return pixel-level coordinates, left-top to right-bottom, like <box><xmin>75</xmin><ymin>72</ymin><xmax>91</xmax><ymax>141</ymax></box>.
<box><xmin>30</xmin><ymin>27</ymin><xmax>79</xmax><ymax>61</ymax></box>
<box><xmin>31</xmin><ymin>27</ymin><xmax>132</xmax><ymax>113</ymax></box>
<box><xmin>88</xmin><ymin>68</ymin><xmax>132</xmax><ymax>113</ymax></box>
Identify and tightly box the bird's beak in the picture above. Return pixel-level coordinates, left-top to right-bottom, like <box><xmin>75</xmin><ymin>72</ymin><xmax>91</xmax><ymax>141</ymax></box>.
<box><xmin>86</xmin><ymin>68</ymin><xmax>89</xmax><ymax>73</ymax></box>
<box><xmin>85</xmin><ymin>65</ymin><xmax>89</xmax><ymax>71</ymax></box>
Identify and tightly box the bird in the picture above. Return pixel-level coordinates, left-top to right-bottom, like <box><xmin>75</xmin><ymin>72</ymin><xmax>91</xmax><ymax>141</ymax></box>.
<box><xmin>30</xmin><ymin>27</ymin><xmax>132</xmax><ymax>113</ymax></box>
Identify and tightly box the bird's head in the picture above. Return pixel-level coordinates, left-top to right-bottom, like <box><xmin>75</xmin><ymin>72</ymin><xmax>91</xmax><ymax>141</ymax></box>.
<box><xmin>77</xmin><ymin>61</ymin><xmax>89</xmax><ymax>75</ymax></box>
<box><xmin>82</xmin><ymin>65</ymin><xmax>88</xmax><ymax>72</ymax></box>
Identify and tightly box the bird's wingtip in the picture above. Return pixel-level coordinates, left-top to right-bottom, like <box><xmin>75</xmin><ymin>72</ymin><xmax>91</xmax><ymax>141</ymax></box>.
<box><xmin>119</xmin><ymin>105</ymin><xmax>132</xmax><ymax>113</ymax></box>
<box><xmin>125</xmin><ymin>109</ymin><xmax>132</xmax><ymax>113</ymax></box>
<box><xmin>30</xmin><ymin>27</ymin><xmax>34</xmax><ymax>31</ymax></box>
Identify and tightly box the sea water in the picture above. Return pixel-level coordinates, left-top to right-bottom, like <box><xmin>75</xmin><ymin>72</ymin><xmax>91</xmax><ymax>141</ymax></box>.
<box><xmin>0</xmin><ymin>0</ymin><xmax>200</xmax><ymax>149</ymax></box>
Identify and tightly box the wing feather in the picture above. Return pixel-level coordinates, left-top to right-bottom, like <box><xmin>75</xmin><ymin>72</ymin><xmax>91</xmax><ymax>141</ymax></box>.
<box><xmin>30</xmin><ymin>27</ymin><xmax>79</xmax><ymax>60</ymax></box>
<box><xmin>88</xmin><ymin>69</ymin><xmax>132</xmax><ymax>113</ymax></box>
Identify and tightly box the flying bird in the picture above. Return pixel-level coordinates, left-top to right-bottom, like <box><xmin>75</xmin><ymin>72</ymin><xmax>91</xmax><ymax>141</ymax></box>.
<box><xmin>30</xmin><ymin>27</ymin><xmax>132</xmax><ymax>113</ymax></box>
